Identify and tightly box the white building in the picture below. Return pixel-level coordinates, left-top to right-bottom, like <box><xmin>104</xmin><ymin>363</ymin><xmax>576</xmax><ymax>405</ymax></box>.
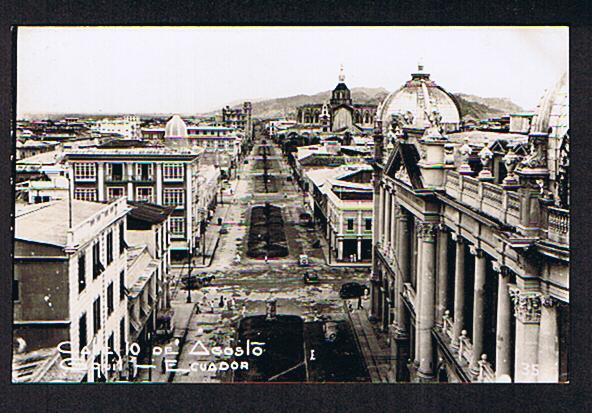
<box><xmin>14</xmin><ymin>197</ymin><xmax>130</xmax><ymax>382</ymax></box>
<box><xmin>95</xmin><ymin>115</ymin><xmax>141</xmax><ymax>139</ymax></box>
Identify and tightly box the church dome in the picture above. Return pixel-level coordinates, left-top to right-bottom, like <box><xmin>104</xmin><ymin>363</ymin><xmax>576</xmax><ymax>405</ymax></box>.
<box><xmin>165</xmin><ymin>114</ymin><xmax>188</xmax><ymax>139</ymax></box>
<box><xmin>531</xmin><ymin>71</ymin><xmax>568</xmax><ymax>139</ymax></box>
<box><xmin>378</xmin><ymin>65</ymin><xmax>461</xmax><ymax>133</ymax></box>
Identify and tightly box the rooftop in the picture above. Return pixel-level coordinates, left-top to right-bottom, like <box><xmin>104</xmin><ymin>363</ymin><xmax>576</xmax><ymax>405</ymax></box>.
<box><xmin>128</xmin><ymin>202</ymin><xmax>174</xmax><ymax>225</ymax></box>
<box><xmin>15</xmin><ymin>199</ymin><xmax>107</xmax><ymax>247</ymax></box>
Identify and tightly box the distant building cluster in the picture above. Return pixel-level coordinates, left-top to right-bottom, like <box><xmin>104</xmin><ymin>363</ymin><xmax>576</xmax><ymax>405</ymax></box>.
<box><xmin>12</xmin><ymin>103</ymin><xmax>254</xmax><ymax>382</ymax></box>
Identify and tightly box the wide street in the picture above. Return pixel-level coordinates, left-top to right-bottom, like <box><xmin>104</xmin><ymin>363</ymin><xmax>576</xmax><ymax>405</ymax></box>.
<box><xmin>147</xmin><ymin>126</ymin><xmax>373</xmax><ymax>383</ymax></box>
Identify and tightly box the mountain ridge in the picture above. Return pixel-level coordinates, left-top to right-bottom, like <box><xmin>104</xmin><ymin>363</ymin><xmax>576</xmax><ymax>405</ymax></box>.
<box><xmin>214</xmin><ymin>87</ymin><xmax>524</xmax><ymax>121</ymax></box>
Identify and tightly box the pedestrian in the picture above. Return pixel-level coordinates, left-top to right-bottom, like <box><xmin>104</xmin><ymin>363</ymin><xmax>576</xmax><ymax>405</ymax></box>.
<box><xmin>357</xmin><ymin>296</ymin><xmax>363</xmax><ymax>310</ymax></box>
<box><xmin>227</xmin><ymin>299</ymin><xmax>232</xmax><ymax>311</ymax></box>
<box><xmin>348</xmin><ymin>301</ymin><xmax>353</xmax><ymax>312</ymax></box>
<box><xmin>210</xmin><ymin>300</ymin><xmax>215</xmax><ymax>313</ymax></box>
<box><xmin>230</xmin><ymin>297</ymin><xmax>236</xmax><ymax>310</ymax></box>
<box><xmin>219</xmin><ymin>295</ymin><xmax>225</xmax><ymax>308</ymax></box>
<box><xmin>161</xmin><ymin>357</ymin><xmax>167</xmax><ymax>374</ymax></box>
<box><xmin>264</xmin><ymin>255</ymin><xmax>268</xmax><ymax>264</ymax></box>
<box><xmin>196</xmin><ymin>303</ymin><xmax>201</xmax><ymax>314</ymax></box>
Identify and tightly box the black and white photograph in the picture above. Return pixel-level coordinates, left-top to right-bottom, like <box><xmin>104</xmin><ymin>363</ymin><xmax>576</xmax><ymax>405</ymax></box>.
<box><xmin>11</xmin><ymin>26</ymin><xmax>569</xmax><ymax>386</ymax></box>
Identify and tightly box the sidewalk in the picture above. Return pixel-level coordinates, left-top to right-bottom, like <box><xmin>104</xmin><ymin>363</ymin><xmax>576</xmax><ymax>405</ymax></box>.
<box><xmin>345</xmin><ymin>298</ymin><xmax>392</xmax><ymax>383</ymax></box>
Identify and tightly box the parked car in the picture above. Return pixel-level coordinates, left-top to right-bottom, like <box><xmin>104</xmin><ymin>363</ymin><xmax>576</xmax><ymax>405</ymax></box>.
<box><xmin>303</xmin><ymin>271</ymin><xmax>319</xmax><ymax>284</ymax></box>
<box><xmin>339</xmin><ymin>282</ymin><xmax>368</xmax><ymax>299</ymax></box>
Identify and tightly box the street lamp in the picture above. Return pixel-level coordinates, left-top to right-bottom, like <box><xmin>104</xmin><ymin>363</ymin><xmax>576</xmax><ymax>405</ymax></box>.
<box><xmin>186</xmin><ymin>248</ymin><xmax>194</xmax><ymax>304</ymax></box>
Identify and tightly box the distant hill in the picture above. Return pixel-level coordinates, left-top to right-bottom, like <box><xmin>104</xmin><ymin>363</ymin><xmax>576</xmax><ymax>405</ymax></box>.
<box><xmin>452</xmin><ymin>93</ymin><xmax>525</xmax><ymax>120</ymax></box>
<box><xmin>224</xmin><ymin>87</ymin><xmax>522</xmax><ymax>122</ymax></box>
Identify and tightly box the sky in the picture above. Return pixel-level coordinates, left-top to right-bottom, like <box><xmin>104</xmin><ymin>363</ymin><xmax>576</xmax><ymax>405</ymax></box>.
<box><xmin>17</xmin><ymin>26</ymin><xmax>568</xmax><ymax>117</ymax></box>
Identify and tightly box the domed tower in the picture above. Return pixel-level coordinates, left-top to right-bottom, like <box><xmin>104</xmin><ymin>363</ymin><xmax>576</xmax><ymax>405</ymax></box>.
<box><xmin>378</xmin><ymin>64</ymin><xmax>461</xmax><ymax>134</ymax></box>
<box><xmin>518</xmin><ymin>72</ymin><xmax>569</xmax><ymax>207</ymax></box>
<box><xmin>330</xmin><ymin>65</ymin><xmax>352</xmax><ymax>108</ymax></box>
<box><xmin>164</xmin><ymin>114</ymin><xmax>189</xmax><ymax>147</ymax></box>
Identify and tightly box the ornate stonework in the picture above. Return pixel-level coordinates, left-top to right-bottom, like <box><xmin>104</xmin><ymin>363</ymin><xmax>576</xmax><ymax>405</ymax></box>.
<box><xmin>509</xmin><ymin>288</ymin><xmax>542</xmax><ymax>324</ymax></box>
<box><xmin>417</xmin><ymin>221</ymin><xmax>438</xmax><ymax>242</ymax></box>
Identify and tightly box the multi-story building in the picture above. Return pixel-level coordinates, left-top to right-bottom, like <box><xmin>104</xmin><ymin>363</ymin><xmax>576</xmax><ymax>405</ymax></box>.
<box><xmin>370</xmin><ymin>70</ymin><xmax>569</xmax><ymax>383</ymax></box>
<box><xmin>94</xmin><ymin>115</ymin><xmax>141</xmax><ymax>139</ymax></box>
<box><xmin>222</xmin><ymin>101</ymin><xmax>252</xmax><ymax>136</ymax></box>
<box><xmin>13</xmin><ymin>197</ymin><xmax>130</xmax><ymax>382</ymax></box>
<box><xmin>305</xmin><ymin>165</ymin><xmax>374</xmax><ymax>263</ymax></box>
<box><xmin>296</xmin><ymin>66</ymin><xmax>377</xmax><ymax>133</ymax></box>
<box><xmin>64</xmin><ymin>141</ymin><xmax>203</xmax><ymax>262</ymax></box>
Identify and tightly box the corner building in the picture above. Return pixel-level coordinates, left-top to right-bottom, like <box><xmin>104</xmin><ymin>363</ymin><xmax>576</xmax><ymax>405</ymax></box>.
<box><xmin>371</xmin><ymin>69</ymin><xmax>569</xmax><ymax>383</ymax></box>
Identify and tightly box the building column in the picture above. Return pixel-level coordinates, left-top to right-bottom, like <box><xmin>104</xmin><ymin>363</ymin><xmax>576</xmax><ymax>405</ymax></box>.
<box><xmin>97</xmin><ymin>162</ymin><xmax>105</xmax><ymax>202</ymax></box>
<box><xmin>383</xmin><ymin>190</ymin><xmax>391</xmax><ymax>248</ymax></box>
<box><xmin>538</xmin><ymin>297</ymin><xmax>559</xmax><ymax>382</ymax></box>
<box><xmin>414</xmin><ymin>220</ymin><xmax>423</xmax><ymax>365</ymax></box>
<box><xmin>186</xmin><ymin>163</ymin><xmax>193</xmax><ymax>252</ymax></box>
<box><xmin>510</xmin><ymin>288</ymin><xmax>542</xmax><ymax>382</ymax></box>
<box><xmin>436</xmin><ymin>227</ymin><xmax>448</xmax><ymax>327</ymax></box>
<box><xmin>337</xmin><ymin>239</ymin><xmax>344</xmax><ymax>261</ymax></box>
<box><xmin>356</xmin><ymin>238</ymin><xmax>362</xmax><ymax>262</ymax></box>
<box><xmin>156</xmin><ymin>164</ymin><xmax>163</xmax><ymax>205</ymax></box>
<box><xmin>470</xmin><ymin>247</ymin><xmax>487</xmax><ymax>377</ymax></box>
<box><xmin>127</xmin><ymin>163</ymin><xmax>134</xmax><ymax>201</ymax></box>
<box><xmin>393</xmin><ymin>208</ymin><xmax>411</xmax><ymax>381</ymax></box>
<box><xmin>494</xmin><ymin>263</ymin><xmax>513</xmax><ymax>380</ymax></box>
<box><xmin>377</xmin><ymin>185</ymin><xmax>385</xmax><ymax>245</ymax></box>
<box><xmin>451</xmin><ymin>234</ymin><xmax>465</xmax><ymax>350</ymax></box>
<box><xmin>390</xmin><ymin>201</ymin><xmax>397</xmax><ymax>255</ymax></box>
<box><xmin>417</xmin><ymin>221</ymin><xmax>438</xmax><ymax>381</ymax></box>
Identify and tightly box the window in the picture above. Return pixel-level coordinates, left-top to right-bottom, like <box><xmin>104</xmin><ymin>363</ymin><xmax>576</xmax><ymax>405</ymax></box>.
<box><xmin>74</xmin><ymin>188</ymin><xmax>97</xmax><ymax>202</ymax></box>
<box><xmin>92</xmin><ymin>241</ymin><xmax>104</xmax><ymax>279</ymax></box>
<box><xmin>136</xmin><ymin>187</ymin><xmax>153</xmax><ymax>203</ymax></box>
<box><xmin>365</xmin><ymin>218</ymin><xmax>372</xmax><ymax>231</ymax></box>
<box><xmin>106</xmin><ymin>163</ymin><xmax>124</xmax><ymax>180</ymax></box>
<box><xmin>78</xmin><ymin>254</ymin><xmax>86</xmax><ymax>293</ymax></box>
<box><xmin>73</xmin><ymin>162</ymin><xmax>96</xmax><ymax>180</ymax></box>
<box><xmin>163</xmin><ymin>188</ymin><xmax>184</xmax><ymax>206</ymax></box>
<box><xmin>135</xmin><ymin>163</ymin><xmax>153</xmax><ymax>180</ymax></box>
<box><xmin>347</xmin><ymin>218</ymin><xmax>354</xmax><ymax>231</ymax></box>
<box><xmin>12</xmin><ymin>279</ymin><xmax>19</xmax><ymax>302</ymax></box>
<box><xmin>163</xmin><ymin>163</ymin><xmax>184</xmax><ymax>180</ymax></box>
<box><xmin>93</xmin><ymin>297</ymin><xmax>101</xmax><ymax>334</ymax></box>
<box><xmin>119</xmin><ymin>222</ymin><xmax>126</xmax><ymax>255</ymax></box>
<box><xmin>79</xmin><ymin>313</ymin><xmax>87</xmax><ymax>353</ymax></box>
<box><xmin>106</xmin><ymin>232</ymin><xmax>113</xmax><ymax>265</ymax></box>
<box><xmin>107</xmin><ymin>282</ymin><xmax>114</xmax><ymax>316</ymax></box>
<box><xmin>170</xmin><ymin>217</ymin><xmax>185</xmax><ymax>235</ymax></box>
<box><xmin>107</xmin><ymin>187</ymin><xmax>125</xmax><ymax>200</ymax></box>
<box><xmin>119</xmin><ymin>271</ymin><xmax>126</xmax><ymax>301</ymax></box>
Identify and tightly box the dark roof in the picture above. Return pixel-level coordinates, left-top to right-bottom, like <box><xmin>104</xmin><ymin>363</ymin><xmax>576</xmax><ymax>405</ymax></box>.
<box><xmin>333</xmin><ymin>82</ymin><xmax>350</xmax><ymax>91</ymax></box>
<box><xmin>385</xmin><ymin>142</ymin><xmax>424</xmax><ymax>189</ymax></box>
<box><xmin>98</xmin><ymin>139</ymin><xmax>152</xmax><ymax>149</ymax></box>
<box><xmin>128</xmin><ymin>202</ymin><xmax>174</xmax><ymax>224</ymax></box>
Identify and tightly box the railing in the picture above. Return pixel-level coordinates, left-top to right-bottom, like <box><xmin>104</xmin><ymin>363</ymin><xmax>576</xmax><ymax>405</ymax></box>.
<box><xmin>547</xmin><ymin>206</ymin><xmax>569</xmax><ymax>246</ymax></box>
<box><xmin>477</xmin><ymin>354</ymin><xmax>496</xmax><ymax>382</ymax></box>
<box><xmin>444</xmin><ymin>171</ymin><xmax>521</xmax><ymax>228</ymax></box>
<box><xmin>132</xmin><ymin>174</ymin><xmax>155</xmax><ymax>182</ymax></box>
<box><xmin>457</xmin><ymin>329</ymin><xmax>474</xmax><ymax>367</ymax></box>
<box><xmin>402</xmin><ymin>282</ymin><xmax>416</xmax><ymax>310</ymax></box>
<box><xmin>441</xmin><ymin>310</ymin><xmax>455</xmax><ymax>340</ymax></box>
<box><xmin>105</xmin><ymin>174</ymin><xmax>127</xmax><ymax>182</ymax></box>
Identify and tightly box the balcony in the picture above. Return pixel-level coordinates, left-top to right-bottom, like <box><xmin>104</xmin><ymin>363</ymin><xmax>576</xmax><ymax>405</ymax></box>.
<box><xmin>547</xmin><ymin>206</ymin><xmax>569</xmax><ymax>246</ymax></box>
<box><xmin>105</xmin><ymin>174</ymin><xmax>127</xmax><ymax>183</ymax></box>
<box><xmin>445</xmin><ymin>171</ymin><xmax>521</xmax><ymax>228</ymax></box>
<box><xmin>132</xmin><ymin>174</ymin><xmax>155</xmax><ymax>183</ymax></box>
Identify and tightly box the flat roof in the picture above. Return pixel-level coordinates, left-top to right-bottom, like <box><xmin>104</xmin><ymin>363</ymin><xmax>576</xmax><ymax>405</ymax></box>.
<box><xmin>15</xmin><ymin>199</ymin><xmax>107</xmax><ymax>247</ymax></box>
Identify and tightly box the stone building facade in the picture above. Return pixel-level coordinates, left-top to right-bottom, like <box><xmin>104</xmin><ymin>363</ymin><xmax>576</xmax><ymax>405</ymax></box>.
<box><xmin>296</xmin><ymin>66</ymin><xmax>377</xmax><ymax>133</ymax></box>
<box><xmin>370</xmin><ymin>72</ymin><xmax>569</xmax><ymax>383</ymax></box>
